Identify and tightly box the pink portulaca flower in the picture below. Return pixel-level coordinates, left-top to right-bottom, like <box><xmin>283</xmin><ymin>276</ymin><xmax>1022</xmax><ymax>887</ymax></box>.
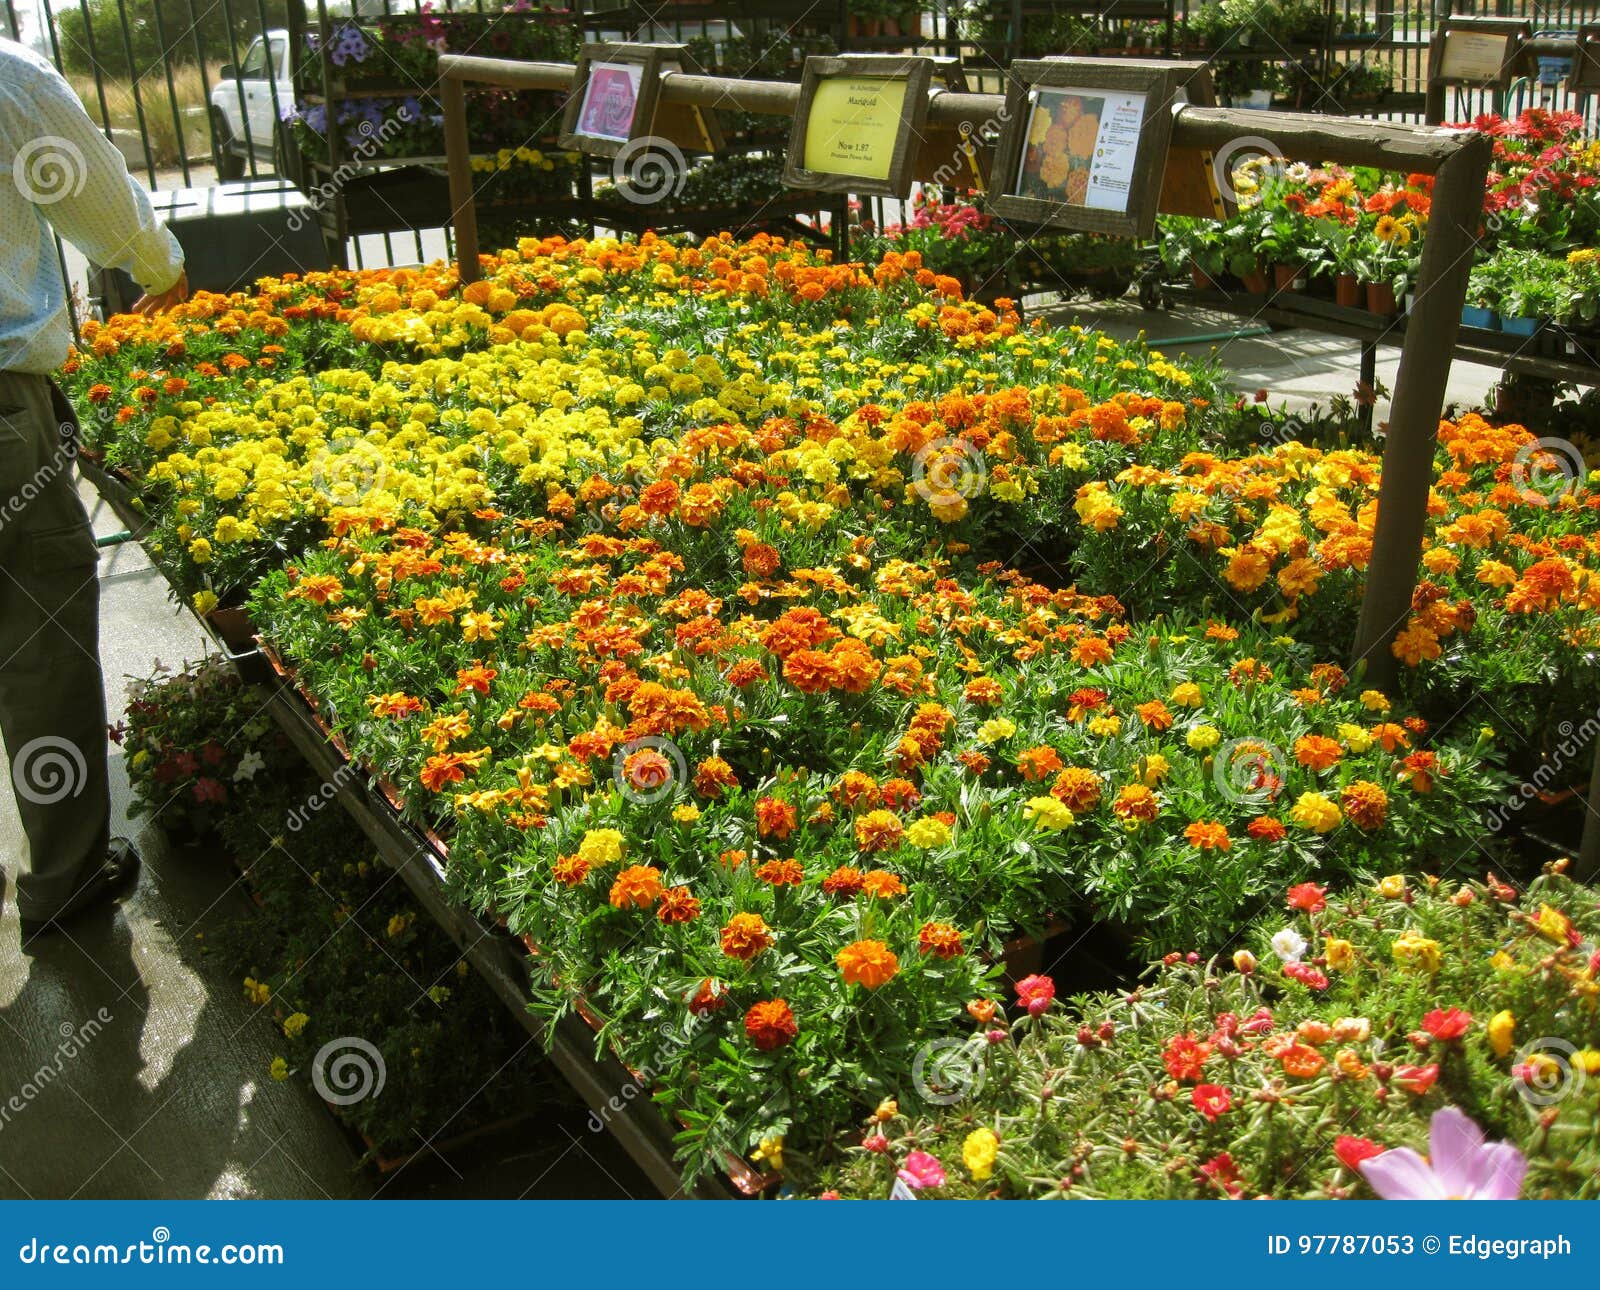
<box><xmin>1359</xmin><ymin>1107</ymin><xmax>1526</xmax><ymax>1199</ymax></box>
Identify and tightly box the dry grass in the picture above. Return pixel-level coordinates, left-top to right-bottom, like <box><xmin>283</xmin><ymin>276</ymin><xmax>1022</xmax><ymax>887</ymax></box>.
<box><xmin>65</xmin><ymin>63</ymin><xmax>220</xmax><ymax>168</ymax></box>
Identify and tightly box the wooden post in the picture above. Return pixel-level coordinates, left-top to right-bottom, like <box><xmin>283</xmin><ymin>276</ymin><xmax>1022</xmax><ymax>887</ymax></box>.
<box><xmin>1350</xmin><ymin>132</ymin><xmax>1492</xmax><ymax>689</ymax></box>
<box><xmin>1578</xmin><ymin>735</ymin><xmax>1600</xmax><ymax>883</ymax></box>
<box><xmin>441</xmin><ymin>73</ymin><xmax>479</xmax><ymax>286</ymax></box>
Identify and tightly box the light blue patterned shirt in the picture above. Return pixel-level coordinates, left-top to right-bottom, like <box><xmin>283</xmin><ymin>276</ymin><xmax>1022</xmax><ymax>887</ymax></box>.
<box><xmin>0</xmin><ymin>38</ymin><xmax>184</xmax><ymax>373</ymax></box>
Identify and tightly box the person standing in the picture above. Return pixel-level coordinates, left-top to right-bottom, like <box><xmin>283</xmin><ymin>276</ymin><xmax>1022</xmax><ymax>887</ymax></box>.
<box><xmin>1</xmin><ymin>36</ymin><xmax>187</xmax><ymax>938</ymax></box>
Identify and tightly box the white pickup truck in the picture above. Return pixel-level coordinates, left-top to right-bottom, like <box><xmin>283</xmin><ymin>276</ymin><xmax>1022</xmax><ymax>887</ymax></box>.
<box><xmin>209</xmin><ymin>28</ymin><xmax>297</xmax><ymax>181</ymax></box>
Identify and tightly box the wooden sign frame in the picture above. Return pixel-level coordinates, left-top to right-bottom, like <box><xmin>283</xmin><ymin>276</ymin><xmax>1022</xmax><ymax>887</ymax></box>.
<box><xmin>783</xmin><ymin>55</ymin><xmax>935</xmax><ymax>198</ymax></box>
<box><xmin>1427</xmin><ymin>16</ymin><xmax>1533</xmax><ymax>89</ymax></box>
<box><xmin>558</xmin><ymin>42</ymin><xmax>720</xmax><ymax>158</ymax></box>
<box><xmin>988</xmin><ymin>58</ymin><xmax>1181</xmax><ymax>238</ymax></box>
<box><xmin>1572</xmin><ymin>25</ymin><xmax>1600</xmax><ymax>94</ymax></box>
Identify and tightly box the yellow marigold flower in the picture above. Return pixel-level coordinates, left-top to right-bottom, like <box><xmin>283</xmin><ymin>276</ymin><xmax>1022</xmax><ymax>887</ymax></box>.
<box><xmin>963</xmin><ymin>1127</ymin><xmax>999</xmax><ymax>1182</ymax></box>
<box><xmin>1140</xmin><ymin>753</ymin><xmax>1170</xmax><ymax>787</ymax></box>
<box><xmin>672</xmin><ymin>804</ymin><xmax>701</xmax><ymax>824</ymax></box>
<box><xmin>906</xmin><ymin>817</ymin><xmax>952</xmax><ymax>848</ymax></box>
<box><xmin>270</xmin><ymin>1057</ymin><xmax>289</xmax><ymax>1081</ymax></box>
<box><xmin>1186</xmin><ymin>724</ymin><xmax>1221</xmax><ymax>751</ymax></box>
<box><xmin>1359</xmin><ymin>689</ymin><xmax>1390</xmax><ymax>712</ymax></box>
<box><xmin>578</xmin><ymin>828</ymin><xmax>625</xmax><ymax>866</ymax></box>
<box><xmin>282</xmin><ymin>1012</ymin><xmax>309</xmax><ymax>1040</ymax></box>
<box><xmin>1337</xmin><ymin>722</ymin><xmax>1372</xmax><ymax>753</ymax></box>
<box><xmin>1170</xmin><ymin>682</ymin><xmax>1202</xmax><ymax>708</ymax></box>
<box><xmin>1023</xmin><ymin>795</ymin><xmax>1075</xmax><ymax>831</ymax></box>
<box><xmin>976</xmin><ymin>717</ymin><xmax>1016</xmax><ymax>744</ymax></box>
<box><xmin>1289</xmin><ymin>791</ymin><xmax>1341</xmax><ymax>833</ymax></box>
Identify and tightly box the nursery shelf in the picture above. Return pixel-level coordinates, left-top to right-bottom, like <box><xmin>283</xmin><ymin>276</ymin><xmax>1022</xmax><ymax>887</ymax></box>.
<box><xmin>254</xmin><ymin>673</ymin><xmax>733</xmax><ymax>1198</ymax></box>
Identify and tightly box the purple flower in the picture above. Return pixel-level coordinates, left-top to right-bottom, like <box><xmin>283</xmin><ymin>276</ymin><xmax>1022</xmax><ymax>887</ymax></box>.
<box><xmin>1360</xmin><ymin>1107</ymin><xmax>1526</xmax><ymax>1199</ymax></box>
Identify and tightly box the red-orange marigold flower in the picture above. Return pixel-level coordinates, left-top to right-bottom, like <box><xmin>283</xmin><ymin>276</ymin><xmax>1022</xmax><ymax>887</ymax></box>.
<box><xmin>854</xmin><ymin>809</ymin><xmax>904</xmax><ymax>852</ymax></box>
<box><xmin>744</xmin><ymin>999</ymin><xmax>798</xmax><ymax>1051</ymax></box>
<box><xmin>755</xmin><ymin>858</ymin><xmax>805</xmax><ymax>887</ymax></box>
<box><xmin>822</xmin><ymin>865</ymin><xmax>865</xmax><ymax>896</ymax></box>
<box><xmin>836</xmin><ymin>938</ymin><xmax>900</xmax><ymax>989</ymax></box>
<box><xmin>917</xmin><ymin>922</ymin><xmax>964</xmax><ymax>958</ymax></box>
<box><xmin>720</xmin><ymin>912</ymin><xmax>773</xmax><ymax>959</ymax></box>
<box><xmin>756</xmin><ymin>796</ymin><xmax>798</xmax><ymax>839</ymax></box>
<box><xmin>656</xmin><ymin>885</ymin><xmax>701</xmax><ymax>924</ymax></box>
<box><xmin>1017</xmin><ymin>745</ymin><xmax>1064</xmax><ymax>782</ymax></box>
<box><xmin>551</xmin><ymin>854</ymin><xmax>590</xmax><ymax>886</ymax></box>
<box><xmin>608</xmin><ymin>864</ymin><xmax>664</xmax><ymax>909</ymax></box>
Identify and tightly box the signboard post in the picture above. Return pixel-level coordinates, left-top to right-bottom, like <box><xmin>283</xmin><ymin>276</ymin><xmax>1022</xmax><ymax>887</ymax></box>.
<box><xmin>782</xmin><ymin>55</ymin><xmax>935</xmax><ymax>198</ymax></box>
<box><xmin>1424</xmin><ymin>16</ymin><xmax>1534</xmax><ymax>123</ymax></box>
<box><xmin>988</xmin><ymin>59</ymin><xmax>1181</xmax><ymax>238</ymax></box>
<box><xmin>1571</xmin><ymin>25</ymin><xmax>1600</xmax><ymax>96</ymax></box>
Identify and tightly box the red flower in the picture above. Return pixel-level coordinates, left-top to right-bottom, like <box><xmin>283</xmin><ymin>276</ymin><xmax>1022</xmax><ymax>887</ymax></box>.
<box><xmin>1192</xmin><ymin>1083</ymin><xmax>1232</xmax><ymax>1121</ymax></box>
<box><xmin>1421</xmin><ymin>1007</ymin><xmax>1473</xmax><ymax>1042</ymax></box>
<box><xmin>1285</xmin><ymin>882</ymin><xmax>1327</xmax><ymax>913</ymax></box>
<box><xmin>1392</xmin><ymin>1063</ymin><xmax>1440</xmax><ymax>1095</ymax></box>
<box><xmin>744</xmin><ymin>999</ymin><xmax>797</xmax><ymax>1051</ymax></box>
<box><xmin>1334</xmin><ymin>1136</ymin><xmax>1386</xmax><ymax>1171</ymax></box>
<box><xmin>1197</xmin><ymin>1151</ymin><xmax>1243</xmax><ymax>1197</ymax></box>
<box><xmin>1162</xmin><ymin>1033</ymin><xmax>1211</xmax><ymax>1081</ymax></box>
<box><xmin>1282</xmin><ymin>962</ymin><xmax>1330</xmax><ymax>990</ymax></box>
<box><xmin>1014</xmin><ymin>974</ymin><xmax>1055</xmax><ymax>1017</ymax></box>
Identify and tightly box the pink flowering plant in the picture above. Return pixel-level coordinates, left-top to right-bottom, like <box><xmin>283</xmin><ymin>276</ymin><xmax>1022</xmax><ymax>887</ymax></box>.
<box><xmin>820</xmin><ymin>868</ymin><xmax>1600</xmax><ymax>1198</ymax></box>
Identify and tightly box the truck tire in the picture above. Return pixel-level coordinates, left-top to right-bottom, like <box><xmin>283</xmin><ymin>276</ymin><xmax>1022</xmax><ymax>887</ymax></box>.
<box><xmin>211</xmin><ymin>109</ymin><xmax>245</xmax><ymax>181</ymax></box>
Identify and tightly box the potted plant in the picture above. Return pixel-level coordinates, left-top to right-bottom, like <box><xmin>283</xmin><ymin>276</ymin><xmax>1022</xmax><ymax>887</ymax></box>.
<box><xmin>1352</xmin><ymin>216</ymin><xmax>1418</xmax><ymax>316</ymax></box>
<box><xmin>1500</xmin><ymin>255</ymin><xmax>1566</xmax><ymax>339</ymax></box>
<box><xmin>1158</xmin><ymin>216</ymin><xmax>1227</xmax><ymax>289</ymax></box>
<box><xmin>1462</xmin><ymin>257</ymin><xmax>1502</xmax><ymax>331</ymax></box>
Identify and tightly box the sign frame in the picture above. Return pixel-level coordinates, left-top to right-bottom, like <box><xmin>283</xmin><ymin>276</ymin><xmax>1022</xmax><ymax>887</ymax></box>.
<box><xmin>988</xmin><ymin>58</ymin><xmax>1182</xmax><ymax>238</ymax></box>
<box><xmin>1426</xmin><ymin>16</ymin><xmax>1534</xmax><ymax>90</ymax></box>
<box><xmin>783</xmin><ymin>54</ymin><xmax>935</xmax><ymax>198</ymax></box>
<box><xmin>558</xmin><ymin>42</ymin><xmax>720</xmax><ymax>159</ymax></box>
<box><xmin>1572</xmin><ymin>25</ymin><xmax>1600</xmax><ymax>94</ymax></box>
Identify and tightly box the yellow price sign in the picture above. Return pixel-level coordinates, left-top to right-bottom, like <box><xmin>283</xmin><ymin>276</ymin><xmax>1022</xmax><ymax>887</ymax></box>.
<box><xmin>801</xmin><ymin>77</ymin><xmax>910</xmax><ymax>183</ymax></box>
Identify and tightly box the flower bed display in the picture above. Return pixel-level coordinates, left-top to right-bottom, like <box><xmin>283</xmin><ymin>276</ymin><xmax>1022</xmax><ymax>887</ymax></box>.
<box><xmin>63</xmin><ymin>230</ymin><xmax>1597</xmax><ymax>1191</ymax></box>
<box><xmin>817</xmin><ymin>870</ymin><xmax>1600</xmax><ymax>1199</ymax></box>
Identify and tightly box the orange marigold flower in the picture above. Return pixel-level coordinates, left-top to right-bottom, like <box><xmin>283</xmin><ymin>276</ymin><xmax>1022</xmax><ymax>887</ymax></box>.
<box><xmin>1051</xmin><ymin>766</ymin><xmax>1102</xmax><ymax>813</ymax></box>
<box><xmin>656</xmin><ymin>884</ymin><xmax>701</xmax><ymax>924</ymax></box>
<box><xmin>1398</xmin><ymin>751</ymin><xmax>1439</xmax><ymax>793</ymax></box>
<box><xmin>720</xmin><ymin>912</ymin><xmax>774</xmax><ymax>959</ymax></box>
<box><xmin>1017</xmin><ymin>745</ymin><xmax>1064</xmax><ymax>782</ymax></box>
<box><xmin>1112</xmin><ymin>783</ymin><xmax>1159</xmax><ymax>823</ymax></box>
<box><xmin>964</xmin><ymin>677</ymin><xmax>1003</xmax><ymax>705</ymax></box>
<box><xmin>638</xmin><ymin>480</ymin><xmax>681</xmax><ymax>517</ymax></box>
<box><xmin>1341</xmin><ymin>779</ymin><xmax>1389</xmax><ymax>829</ymax></box>
<box><xmin>1294</xmin><ymin>735</ymin><xmax>1343</xmax><ymax>771</ymax></box>
<box><xmin>744</xmin><ymin>999</ymin><xmax>797</xmax><ymax>1051</ymax></box>
<box><xmin>755</xmin><ymin>858</ymin><xmax>805</xmax><ymax>887</ymax></box>
<box><xmin>551</xmin><ymin>854</ymin><xmax>591</xmax><ymax>886</ymax></box>
<box><xmin>833</xmin><ymin>770</ymin><xmax>881</xmax><ymax>810</ymax></box>
<box><xmin>918</xmin><ymin>922</ymin><xmax>964</xmax><ymax>959</ymax></box>
<box><xmin>687</xmin><ymin>978</ymin><xmax>728</xmax><ymax>1015</ymax></box>
<box><xmin>860</xmin><ymin>869</ymin><xmax>907</xmax><ymax>900</ymax></box>
<box><xmin>957</xmin><ymin>750</ymin><xmax>991</xmax><ymax>775</ymax></box>
<box><xmin>756</xmin><ymin>796</ymin><xmax>798</xmax><ymax>839</ymax></box>
<box><xmin>719</xmin><ymin>848</ymin><xmax>748</xmax><ymax>870</ymax></box>
<box><xmin>822</xmin><ymin>865</ymin><xmax>865</xmax><ymax>896</ymax></box>
<box><xmin>608</xmin><ymin>864</ymin><xmax>664</xmax><ymax>909</ymax></box>
<box><xmin>693</xmin><ymin>756</ymin><xmax>739</xmax><ymax>798</ymax></box>
<box><xmin>1184</xmin><ymin>820</ymin><xmax>1231</xmax><ymax>851</ymax></box>
<box><xmin>1371</xmin><ymin>722</ymin><xmax>1411</xmax><ymax>753</ymax></box>
<box><xmin>742</xmin><ymin>543</ymin><xmax>782</xmax><ymax>579</ymax></box>
<box><xmin>836</xmin><ymin>939</ymin><xmax>900</xmax><ymax>989</ymax></box>
<box><xmin>1247</xmin><ymin>816</ymin><xmax>1288</xmax><ymax>841</ymax></box>
<box><xmin>854</xmin><ymin>809</ymin><xmax>904</xmax><ymax>852</ymax></box>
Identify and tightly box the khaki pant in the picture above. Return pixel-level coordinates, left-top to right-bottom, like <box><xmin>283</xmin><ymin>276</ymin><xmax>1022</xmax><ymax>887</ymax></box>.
<box><xmin>0</xmin><ymin>370</ymin><xmax>110</xmax><ymax>918</ymax></box>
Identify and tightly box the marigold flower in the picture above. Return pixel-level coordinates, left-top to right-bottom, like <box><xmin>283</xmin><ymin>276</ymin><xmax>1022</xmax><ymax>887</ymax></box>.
<box><xmin>1247</xmin><ymin>816</ymin><xmax>1287</xmax><ymax>841</ymax></box>
<box><xmin>854</xmin><ymin>809</ymin><xmax>905</xmax><ymax>852</ymax></box>
<box><xmin>918</xmin><ymin>922</ymin><xmax>964</xmax><ymax>958</ymax></box>
<box><xmin>860</xmin><ymin>869</ymin><xmax>907</xmax><ymax>900</ymax></box>
<box><xmin>906</xmin><ymin>816</ymin><xmax>952</xmax><ymax>848</ymax></box>
<box><xmin>837</xmin><ymin>939</ymin><xmax>900</xmax><ymax>989</ymax></box>
<box><xmin>551</xmin><ymin>854</ymin><xmax>590</xmax><ymax>886</ymax></box>
<box><xmin>577</xmin><ymin>828</ymin><xmax>625</xmax><ymax>867</ymax></box>
<box><xmin>721</xmin><ymin>912</ymin><xmax>774</xmax><ymax>960</ymax></box>
<box><xmin>756</xmin><ymin>796</ymin><xmax>798</xmax><ymax>839</ymax></box>
<box><xmin>1184</xmin><ymin>820</ymin><xmax>1231</xmax><ymax>851</ymax></box>
<box><xmin>1289</xmin><ymin>791</ymin><xmax>1341</xmax><ymax>833</ymax></box>
<box><xmin>744</xmin><ymin>999</ymin><xmax>797</xmax><ymax>1051</ymax></box>
<box><xmin>1017</xmin><ymin>744</ymin><xmax>1063</xmax><ymax>781</ymax></box>
<box><xmin>1113</xmin><ymin>783</ymin><xmax>1159</xmax><ymax>825</ymax></box>
<box><xmin>754</xmin><ymin>858</ymin><xmax>805</xmax><ymax>887</ymax></box>
<box><xmin>1293</xmin><ymin>734</ymin><xmax>1343</xmax><ymax>771</ymax></box>
<box><xmin>656</xmin><ymin>885</ymin><xmax>701</xmax><ymax>924</ymax></box>
<box><xmin>608</xmin><ymin>864</ymin><xmax>664</xmax><ymax>909</ymax></box>
<box><xmin>687</xmin><ymin>978</ymin><xmax>727</xmax><ymax>1015</ymax></box>
<box><xmin>1341</xmin><ymin>779</ymin><xmax>1389</xmax><ymax>830</ymax></box>
<box><xmin>821</xmin><ymin>865</ymin><xmax>865</xmax><ymax>896</ymax></box>
<box><xmin>1023</xmin><ymin>795</ymin><xmax>1075</xmax><ymax>831</ymax></box>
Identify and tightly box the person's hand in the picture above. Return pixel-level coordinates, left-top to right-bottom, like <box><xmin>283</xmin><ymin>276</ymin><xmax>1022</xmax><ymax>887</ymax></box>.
<box><xmin>132</xmin><ymin>271</ymin><xmax>188</xmax><ymax>316</ymax></box>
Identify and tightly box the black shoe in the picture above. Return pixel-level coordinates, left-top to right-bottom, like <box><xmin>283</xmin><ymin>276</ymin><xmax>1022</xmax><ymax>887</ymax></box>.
<box><xmin>18</xmin><ymin>839</ymin><xmax>141</xmax><ymax>943</ymax></box>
